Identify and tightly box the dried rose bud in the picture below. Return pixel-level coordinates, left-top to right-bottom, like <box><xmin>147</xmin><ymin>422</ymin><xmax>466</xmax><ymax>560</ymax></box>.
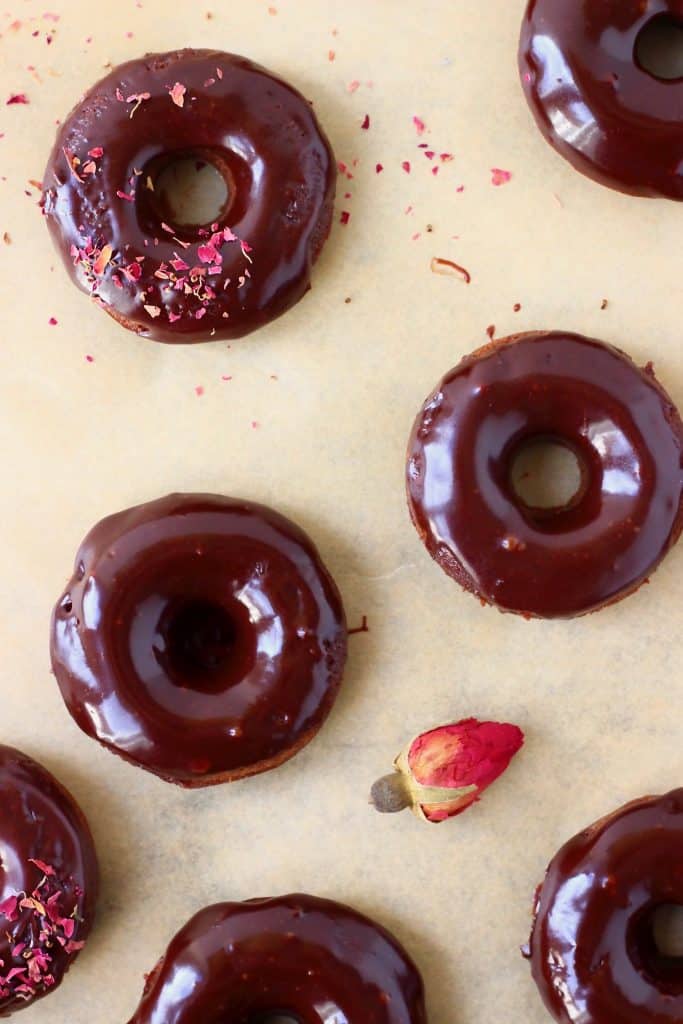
<box><xmin>370</xmin><ymin>718</ymin><xmax>524</xmax><ymax>823</ymax></box>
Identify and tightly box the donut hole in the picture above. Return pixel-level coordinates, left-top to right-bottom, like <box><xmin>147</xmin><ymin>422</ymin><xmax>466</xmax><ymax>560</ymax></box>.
<box><xmin>630</xmin><ymin>903</ymin><xmax>683</xmax><ymax>991</ymax></box>
<box><xmin>161</xmin><ymin>598</ymin><xmax>243</xmax><ymax>687</ymax></box>
<box><xmin>635</xmin><ymin>15</ymin><xmax>683</xmax><ymax>81</ymax></box>
<box><xmin>155</xmin><ymin>157</ymin><xmax>229</xmax><ymax>226</ymax></box>
<box><xmin>510</xmin><ymin>439</ymin><xmax>585</xmax><ymax>514</ymax></box>
<box><xmin>137</xmin><ymin>147</ymin><xmax>253</xmax><ymax>239</ymax></box>
<box><xmin>652</xmin><ymin>904</ymin><xmax>683</xmax><ymax>959</ymax></box>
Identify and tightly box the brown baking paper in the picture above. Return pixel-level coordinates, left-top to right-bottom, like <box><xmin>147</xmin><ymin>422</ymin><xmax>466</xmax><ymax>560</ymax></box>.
<box><xmin>1</xmin><ymin>1</ymin><xmax>682</xmax><ymax>1021</ymax></box>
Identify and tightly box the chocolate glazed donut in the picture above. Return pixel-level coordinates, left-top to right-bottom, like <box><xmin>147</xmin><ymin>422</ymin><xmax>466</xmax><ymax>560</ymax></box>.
<box><xmin>0</xmin><ymin>745</ymin><xmax>98</xmax><ymax>1016</ymax></box>
<box><xmin>50</xmin><ymin>494</ymin><xmax>347</xmax><ymax>787</ymax></box>
<box><xmin>519</xmin><ymin>1</ymin><xmax>683</xmax><ymax>199</ymax></box>
<box><xmin>527</xmin><ymin>790</ymin><xmax>683</xmax><ymax>1024</ymax></box>
<box><xmin>406</xmin><ymin>331</ymin><xmax>683</xmax><ymax>618</ymax></box>
<box><xmin>126</xmin><ymin>895</ymin><xmax>428</xmax><ymax>1024</ymax></box>
<box><xmin>42</xmin><ymin>49</ymin><xmax>336</xmax><ymax>342</ymax></box>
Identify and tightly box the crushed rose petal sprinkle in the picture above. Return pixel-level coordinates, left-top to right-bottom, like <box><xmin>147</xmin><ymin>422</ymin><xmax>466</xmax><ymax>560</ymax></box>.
<box><xmin>7</xmin><ymin>94</ymin><xmax>29</xmax><ymax>105</ymax></box>
<box><xmin>69</xmin><ymin>217</ymin><xmax>252</xmax><ymax>325</ymax></box>
<box><xmin>0</xmin><ymin>860</ymin><xmax>85</xmax><ymax>1004</ymax></box>
<box><xmin>169</xmin><ymin>82</ymin><xmax>187</xmax><ymax>107</ymax></box>
<box><xmin>491</xmin><ymin>167</ymin><xmax>512</xmax><ymax>186</ymax></box>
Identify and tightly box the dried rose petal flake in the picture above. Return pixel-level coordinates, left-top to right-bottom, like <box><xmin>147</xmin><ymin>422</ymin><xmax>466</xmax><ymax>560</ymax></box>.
<box><xmin>491</xmin><ymin>167</ymin><xmax>512</xmax><ymax>186</ymax></box>
<box><xmin>168</xmin><ymin>82</ymin><xmax>187</xmax><ymax>107</ymax></box>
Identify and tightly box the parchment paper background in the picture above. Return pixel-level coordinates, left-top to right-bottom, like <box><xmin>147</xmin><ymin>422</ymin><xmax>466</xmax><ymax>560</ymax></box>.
<box><xmin>1</xmin><ymin>2</ymin><xmax>681</xmax><ymax>1022</ymax></box>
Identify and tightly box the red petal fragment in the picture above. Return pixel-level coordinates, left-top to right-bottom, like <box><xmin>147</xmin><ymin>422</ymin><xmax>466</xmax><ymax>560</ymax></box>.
<box><xmin>123</xmin><ymin>261</ymin><xmax>142</xmax><ymax>281</ymax></box>
<box><xmin>197</xmin><ymin>243</ymin><xmax>220</xmax><ymax>265</ymax></box>
<box><xmin>168</xmin><ymin>82</ymin><xmax>186</xmax><ymax>107</ymax></box>
<box><xmin>413</xmin><ymin>115</ymin><xmax>426</xmax><ymax>135</ymax></box>
<box><xmin>491</xmin><ymin>167</ymin><xmax>512</xmax><ymax>186</ymax></box>
<box><xmin>4</xmin><ymin>967</ymin><xmax>27</xmax><ymax>983</ymax></box>
<box><xmin>0</xmin><ymin>895</ymin><xmax>19</xmax><ymax>921</ymax></box>
<box><xmin>7</xmin><ymin>94</ymin><xmax>29</xmax><ymax>105</ymax></box>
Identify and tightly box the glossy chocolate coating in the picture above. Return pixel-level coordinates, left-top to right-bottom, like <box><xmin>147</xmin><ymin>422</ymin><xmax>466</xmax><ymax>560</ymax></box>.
<box><xmin>519</xmin><ymin>1</ymin><xmax>683</xmax><ymax>199</ymax></box>
<box><xmin>406</xmin><ymin>332</ymin><xmax>683</xmax><ymax>618</ymax></box>
<box><xmin>42</xmin><ymin>49</ymin><xmax>337</xmax><ymax>342</ymax></box>
<box><xmin>0</xmin><ymin>745</ymin><xmax>98</xmax><ymax>1016</ymax></box>
<box><xmin>528</xmin><ymin>790</ymin><xmax>683</xmax><ymax>1024</ymax></box>
<box><xmin>126</xmin><ymin>894</ymin><xmax>427</xmax><ymax>1024</ymax></box>
<box><xmin>50</xmin><ymin>494</ymin><xmax>347</xmax><ymax>786</ymax></box>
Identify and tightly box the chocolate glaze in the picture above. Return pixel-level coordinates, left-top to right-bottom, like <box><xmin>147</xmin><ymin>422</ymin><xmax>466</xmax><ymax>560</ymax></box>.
<box><xmin>519</xmin><ymin>1</ymin><xmax>683</xmax><ymax>199</ymax></box>
<box><xmin>528</xmin><ymin>790</ymin><xmax>683</xmax><ymax>1024</ymax></box>
<box><xmin>50</xmin><ymin>494</ymin><xmax>347</xmax><ymax>787</ymax></box>
<box><xmin>406</xmin><ymin>332</ymin><xmax>683</xmax><ymax>618</ymax></box>
<box><xmin>42</xmin><ymin>49</ymin><xmax>337</xmax><ymax>342</ymax></box>
<box><xmin>0</xmin><ymin>745</ymin><xmax>98</xmax><ymax>1016</ymax></box>
<box><xmin>126</xmin><ymin>894</ymin><xmax>427</xmax><ymax>1024</ymax></box>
